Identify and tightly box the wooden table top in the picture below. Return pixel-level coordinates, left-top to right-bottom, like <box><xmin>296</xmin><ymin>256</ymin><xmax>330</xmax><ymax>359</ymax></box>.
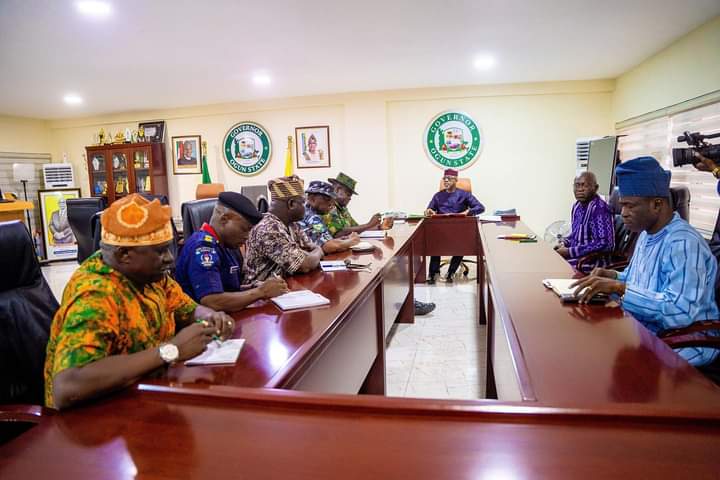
<box><xmin>156</xmin><ymin>223</ymin><xmax>418</xmax><ymax>390</ymax></box>
<box><xmin>480</xmin><ymin>220</ymin><xmax>720</xmax><ymax>409</ymax></box>
<box><xmin>0</xmin><ymin>200</ymin><xmax>33</xmax><ymax>212</ymax></box>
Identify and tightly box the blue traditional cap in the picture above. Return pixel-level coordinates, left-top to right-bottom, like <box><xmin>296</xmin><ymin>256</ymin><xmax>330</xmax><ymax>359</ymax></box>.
<box><xmin>615</xmin><ymin>156</ymin><xmax>671</xmax><ymax>198</ymax></box>
<box><xmin>305</xmin><ymin>180</ymin><xmax>336</xmax><ymax>199</ymax></box>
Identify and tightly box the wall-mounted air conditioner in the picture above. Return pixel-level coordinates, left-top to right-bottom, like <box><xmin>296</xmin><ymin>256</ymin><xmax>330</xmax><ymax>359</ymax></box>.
<box><xmin>43</xmin><ymin>163</ymin><xmax>75</xmax><ymax>189</ymax></box>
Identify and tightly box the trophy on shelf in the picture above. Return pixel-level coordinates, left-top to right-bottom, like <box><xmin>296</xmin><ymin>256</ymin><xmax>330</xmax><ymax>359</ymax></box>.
<box><xmin>113</xmin><ymin>131</ymin><xmax>125</xmax><ymax>144</ymax></box>
<box><xmin>137</xmin><ymin>126</ymin><xmax>145</xmax><ymax>143</ymax></box>
<box><xmin>105</xmin><ymin>131</ymin><xmax>113</xmax><ymax>145</ymax></box>
<box><xmin>132</xmin><ymin>129</ymin><xmax>139</xmax><ymax>143</ymax></box>
<box><xmin>124</xmin><ymin>128</ymin><xmax>132</xmax><ymax>143</ymax></box>
<box><xmin>98</xmin><ymin>128</ymin><xmax>106</xmax><ymax>145</ymax></box>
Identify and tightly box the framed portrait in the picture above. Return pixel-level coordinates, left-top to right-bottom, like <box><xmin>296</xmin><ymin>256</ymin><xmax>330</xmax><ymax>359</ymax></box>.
<box><xmin>171</xmin><ymin>135</ymin><xmax>202</xmax><ymax>174</ymax></box>
<box><xmin>38</xmin><ymin>188</ymin><xmax>81</xmax><ymax>261</ymax></box>
<box><xmin>295</xmin><ymin>125</ymin><xmax>331</xmax><ymax>169</ymax></box>
<box><xmin>139</xmin><ymin>120</ymin><xmax>165</xmax><ymax>143</ymax></box>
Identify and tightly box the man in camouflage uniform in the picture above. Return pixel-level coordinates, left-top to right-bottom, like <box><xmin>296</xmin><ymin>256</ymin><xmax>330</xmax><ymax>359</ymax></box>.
<box><xmin>323</xmin><ymin>172</ymin><xmax>381</xmax><ymax>237</ymax></box>
<box><xmin>244</xmin><ymin>176</ymin><xmax>324</xmax><ymax>283</ymax></box>
<box><xmin>298</xmin><ymin>180</ymin><xmax>360</xmax><ymax>254</ymax></box>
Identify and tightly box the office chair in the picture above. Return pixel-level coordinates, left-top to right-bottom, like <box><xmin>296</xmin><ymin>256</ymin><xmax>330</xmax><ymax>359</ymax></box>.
<box><xmin>66</xmin><ymin>197</ymin><xmax>105</xmax><ymax>263</ymax></box>
<box><xmin>181</xmin><ymin>198</ymin><xmax>217</xmax><ymax>241</ymax></box>
<box><xmin>241</xmin><ymin>185</ymin><xmax>270</xmax><ymax>214</ymax></box>
<box><xmin>435</xmin><ymin>178</ymin><xmax>476</xmax><ymax>279</ymax></box>
<box><xmin>576</xmin><ymin>186</ymin><xmax>690</xmax><ymax>273</ymax></box>
<box><xmin>0</xmin><ymin>221</ymin><xmax>57</xmax><ymax>442</ymax></box>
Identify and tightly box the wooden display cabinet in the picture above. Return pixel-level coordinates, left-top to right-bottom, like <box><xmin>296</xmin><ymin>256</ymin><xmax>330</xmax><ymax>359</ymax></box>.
<box><xmin>85</xmin><ymin>142</ymin><xmax>168</xmax><ymax>204</ymax></box>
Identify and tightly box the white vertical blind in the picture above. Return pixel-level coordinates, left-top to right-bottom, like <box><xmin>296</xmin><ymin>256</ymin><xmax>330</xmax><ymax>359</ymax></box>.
<box><xmin>617</xmin><ymin>102</ymin><xmax>720</xmax><ymax>238</ymax></box>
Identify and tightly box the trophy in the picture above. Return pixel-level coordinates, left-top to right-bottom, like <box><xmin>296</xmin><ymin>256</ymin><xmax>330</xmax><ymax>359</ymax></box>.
<box><xmin>124</xmin><ymin>128</ymin><xmax>132</xmax><ymax>143</ymax></box>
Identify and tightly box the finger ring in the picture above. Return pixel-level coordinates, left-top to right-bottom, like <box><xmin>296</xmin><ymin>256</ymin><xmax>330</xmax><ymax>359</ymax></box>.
<box><xmin>226</xmin><ymin>320</ymin><xmax>232</xmax><ymax>327</ymax></box>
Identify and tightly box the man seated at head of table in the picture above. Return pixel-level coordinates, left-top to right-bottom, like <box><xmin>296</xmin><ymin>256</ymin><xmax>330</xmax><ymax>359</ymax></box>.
<box><xmin>554</xmin><ymin>171</ymin><xmax>614</xmax><ymax>273</ymax></box>
<box><xmin>44</xmin><ymin>194</ymin><xmax>235</xmax><ymax>410</ymax></box>
<box><xmin>571</xmin><ymin>157</ymin><xmax>719</xmax><ymax>367</ymax></box>
<box><xmin>298</xmin><ymin>180</ymin><xmax>362</xmax><ymax>254</ymax></box>
<box><xmin>175</xmin><ymin>191</ymin><xmax>289</xmax><ymax>312</ymax></box>
<box><xmin>323</xmin><ymin>172</ymin><xmax>381</xmax><ymax>237</ymax></box>
<box><xmin>424</xmin><ymin>168</ymin><xmax>485</xmax><ymax>284</ymax></box>
<box><xmin>244</xmin><ymin>175</ymin><xmax>324</xmax><ymax>283</ymax></box>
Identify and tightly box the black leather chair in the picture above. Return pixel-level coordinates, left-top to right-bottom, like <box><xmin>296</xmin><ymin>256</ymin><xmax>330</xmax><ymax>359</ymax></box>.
<box><xmin>0</xmin><ymin>221</ymin><xmax>58</xmax><ymax>406</ymax></box>
<box><xmin>181</xmin><ymin>198</ymin><xmax>217</xmax><ymax>241</ymax></box>
<box><xmin>66</xmin><ymin>197</ymin><xmax>105</xmax><ymax>263</ymax></box>
<box><xmin>241</xmin><ymin>185</ymin><xmax>269</xmax><ymax>214</ymax></box>
<box><xmin>669</xmin><ymin>186</ymin><xmax>690</xmax><ymax>222</ymax></box>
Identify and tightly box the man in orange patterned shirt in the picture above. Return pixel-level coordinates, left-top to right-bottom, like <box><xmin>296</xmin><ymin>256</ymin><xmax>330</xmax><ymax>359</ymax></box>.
<box><xmin>44</xmin><ymin>194</ymin><xmax>235</xmax><ymax>409</ymax></box>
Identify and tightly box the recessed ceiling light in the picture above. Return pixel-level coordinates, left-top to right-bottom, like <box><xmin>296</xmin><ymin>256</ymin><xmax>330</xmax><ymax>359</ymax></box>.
<box><xmin>252</xmin><ymin>73</ymin><xmax>272</xmax><ymax>86</ymax></box>
<box><xmin>473</xmin><ymin>55</ymin><xmax>497</xmax><ymax>70</ymax></box>
<box><xmin>75</xmin><ymin>1</ymin><xmax>112</xmax><ymax>18</ymax></box>
<box><xmin>63</xmin><ymin>94</ymin><xmax>83</xmax><ymax>105</ymax></box>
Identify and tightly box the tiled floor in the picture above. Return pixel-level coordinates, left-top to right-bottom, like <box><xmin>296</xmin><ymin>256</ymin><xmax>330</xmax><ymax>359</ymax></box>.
<box><xmin>386</xmin><ymin>277</ymin><xmax>487</xmax><ymax>400</ymax></box>
<box><xmin>41</xmin><ymin>259</ymin><xmax>488</xmax><ymax>400</ymax></box>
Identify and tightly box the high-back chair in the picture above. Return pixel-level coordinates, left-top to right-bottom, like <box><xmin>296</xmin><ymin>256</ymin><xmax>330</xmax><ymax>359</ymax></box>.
<box><xmin>0</xmin><ymin>221</ymin><xmax>58</xmax><ymax>443</ymax></box>
<box><xmin>181</xmin><ymin>198</ymin><xmax>218</xmax><ymax>241</ymax></box>
<box><xmin>66</xmin><ymin>197</ymin><xmax>105</xmax><ymax>263</ymax></box>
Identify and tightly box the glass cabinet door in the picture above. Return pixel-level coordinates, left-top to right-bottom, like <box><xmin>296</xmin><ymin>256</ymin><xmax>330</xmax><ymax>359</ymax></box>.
<box><xmin>133</xmin><ymin>149</ymin><xmax>152</xmax><ymax>194</ymax></box>
<box><xmin>111</xmin><ymin>151</ymin><xmax>130</xmax><ymax>199</ymax></box>
<box><xmin>89</xmin><ymin>152</ymin><xmax>108</xmax><ymax>197</ymax></box>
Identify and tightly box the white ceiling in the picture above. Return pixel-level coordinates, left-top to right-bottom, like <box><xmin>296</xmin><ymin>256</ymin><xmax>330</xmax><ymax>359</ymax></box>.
<box><xmin>1</xmin><ymin>0</ymin><xmax>718</xmax><ymax>119</ymax></box>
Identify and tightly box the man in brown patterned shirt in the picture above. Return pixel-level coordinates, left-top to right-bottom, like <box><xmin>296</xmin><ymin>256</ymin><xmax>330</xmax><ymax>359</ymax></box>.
<box><xmin>244</xmin><ymin>176</ymin><xmax>324</xmax><ymax>282</ymax></box>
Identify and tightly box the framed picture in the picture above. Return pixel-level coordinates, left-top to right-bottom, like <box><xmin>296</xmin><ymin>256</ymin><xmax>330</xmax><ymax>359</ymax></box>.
<box><xmin>38</xmin><ymin>188</ymin><xmax>81</xmax><ymax>261</ymax></box>
<box><xmin>171</xmin><ymin>135</ymin><xmax>202</xmax><ymax>174</ymax></box>
<box><xmin>139</xmin><ymin>120</ymin><xmax>165</xmax><ymax>143</ymax></box>
<box><xmin>295</xmin><ymin>125</ymin><xmax>331</xmax><ymax>169</ymax></box>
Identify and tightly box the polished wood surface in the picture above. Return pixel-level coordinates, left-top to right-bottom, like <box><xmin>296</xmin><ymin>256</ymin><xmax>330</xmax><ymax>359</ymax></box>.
<box><xmin>0</xmin><ymin>201</ymin><xmax>33</xmax><ymax>227</ymax></box>
<box><xmin>2</xmin><ymin>388</ymin><xmax>719</xmax><ymax>479</ymax></box>
<box><xmin>154</xmin><ymin>223</ymin><xmax>419</xmax><ymax>392</ymax></box>
<box><xmin>480</xmin><ymin>221</ymin><xmax>720</xmax><ymax>407</ymax></box>
<box><xmin>3</xmin><ymin>217</ymin><xmax>720</xmax><ymax>477</ymax></box>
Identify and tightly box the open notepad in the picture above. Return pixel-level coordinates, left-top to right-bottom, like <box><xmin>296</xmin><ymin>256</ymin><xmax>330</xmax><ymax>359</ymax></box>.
<box><xmin>185</xmin><ymin>339</ymin><xmax>245</xmax><ymax>366</ymax></box>
<box><xmin>359</xmin><ymin>230</ymin><xmax>386</xmax><ymax>239</ymax></box>
<box><xmin>542</xmin><ymin>278</ymin><xmax>608</xmax><ymax>303</ymax></box>
<box><xmin>271</xmin><ymin>290</ymin><xmax>331</xmax><ymax>310</ymax></box>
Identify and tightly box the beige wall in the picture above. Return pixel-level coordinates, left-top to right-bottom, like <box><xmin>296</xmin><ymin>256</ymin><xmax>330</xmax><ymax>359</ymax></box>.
<box><xmin>47</xmin><ymin>80</ymin><xmax>614</xmax><ymax>235</ymax></box>
<box><xmin>0</xmin><ymin>115</ymin><xmax>51</xmax><ymax>154</ymax></box>
<box><xmin>613</xmin><ymin>15</ymin><xmax>720</xmax><ymax>124</ymax></box>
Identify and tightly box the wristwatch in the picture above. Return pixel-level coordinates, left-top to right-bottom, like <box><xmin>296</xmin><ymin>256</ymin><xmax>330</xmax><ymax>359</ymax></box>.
<box><xmin>712</xmin><ymin>166</ymin><xmax>720</xmax><ymax>179</ymax></box>
<box><xmin>159</xmin><ymin>343</ymin><xmax>179</xmax><ymax>364</ymax></box>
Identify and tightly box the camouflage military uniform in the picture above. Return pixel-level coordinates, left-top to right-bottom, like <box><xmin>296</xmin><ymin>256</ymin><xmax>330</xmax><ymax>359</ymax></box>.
<box><xmin>298</xmin><ymin>203</ymin><xmax>333</xmax><ymax>246</ymax></box>
<box><xmin>322</xmin><ymin>202</ymin><xmax>359</xmax><ymax>237</ymax></box>
<box><xmin>244</xmin><ymin>213</ymin><xmax>317</xmax><ymax>282</ymax></box>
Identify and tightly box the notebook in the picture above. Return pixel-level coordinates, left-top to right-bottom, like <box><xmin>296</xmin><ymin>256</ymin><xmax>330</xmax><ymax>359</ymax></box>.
<box><xmin>271</xmin><ymin>290</ymin><xmax>331</xmax><ymax>310</ymax></box>
<box><xmin>476</xmin><ymin>214</ymin><xmax>504</xmax><ymax>222</ymax></box>
<box><xmin>320</xmin><ymin>260</ymin><xmax>347</xmax><ymax>272</ymax></box>
<box><xmin>185</xmin><ymin>339</ymin><xmax>245</xmax><ymax>366</ymax></box>
<box><xmin>359</xmin><ymin>230</ymin><xmax>386</xmax><ymax>239</ymax></box>
<box><xmin>542</xmin><ymin>278</ymin><xmax>608</xmax><ymax>303</ymax></box>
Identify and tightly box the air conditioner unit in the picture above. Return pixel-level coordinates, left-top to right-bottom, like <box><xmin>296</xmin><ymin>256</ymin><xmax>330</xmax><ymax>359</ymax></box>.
<box><xmin>575</xmin><ymin>137</ymin><xmax>599</xmax><ymax>175</ymax></box>
<box><xmin>43</xmin><ymin>163</ymin><xmax>75</xmax><ymax>189</ymax></box>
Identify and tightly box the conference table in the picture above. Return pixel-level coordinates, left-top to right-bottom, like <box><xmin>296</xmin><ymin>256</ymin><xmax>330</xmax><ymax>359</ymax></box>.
<box><xmin>2</xmin><ymin>217</ymin><xmax>719</xmax><ymax>478</ymax></box>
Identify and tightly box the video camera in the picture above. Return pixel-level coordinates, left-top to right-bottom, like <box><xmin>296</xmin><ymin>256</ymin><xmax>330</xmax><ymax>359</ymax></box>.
<box><xmin>672</xmin><ymin>131</ymin><xmax>720</xmax><ymax>167</ymax></box>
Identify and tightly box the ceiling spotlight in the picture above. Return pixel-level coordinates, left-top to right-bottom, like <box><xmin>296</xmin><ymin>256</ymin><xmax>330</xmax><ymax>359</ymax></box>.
<box><xmin>76</xmin><ymin>1</ymin><xmax>112</xmax><ymax>18</ymax></box>
<box><xmin>252</xmin><ymin>73</ymin><xmax>272</xmax><ymax>86</ymax></box>
<box><xmin>473</xmin><ymin>55</ymin><xmax>497</xmax><ymax>70</ymax></box>
<box><xmin>63</xmin><ymin>94</ymin><xmax>84</xmax><ymax>105</ymax></box>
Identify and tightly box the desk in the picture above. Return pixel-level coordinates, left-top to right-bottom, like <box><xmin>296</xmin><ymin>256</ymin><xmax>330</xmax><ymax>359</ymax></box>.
<box><xmin>3</xmin><ymin>217</ymin><xmax>720</xmax><ymax>478</ymax></box>
<box><xmin>0</xmin><ymin>201</ymin><xmax>33</xmax><ymax>227</ymax></box>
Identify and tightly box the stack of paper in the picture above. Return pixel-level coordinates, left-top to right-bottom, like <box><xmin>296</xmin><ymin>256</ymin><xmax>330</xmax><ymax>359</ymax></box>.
<box><xmin>359</xmin><ymin>230</ymin><xmax>386</xmax><ymax>239</ymax></box>
<box><xmin>494</xmin><ymin>208</ymin><xmax>517</xmax><ymax>216</ymax></box>
<box><xmin>476</xmin><ymin>214</ymin><xmax>504</xmax><ymax>222</ymax></box>
<box><xmin>320</xmin><ymin>260</ymin><xmax>347</xmax><ymax>272</ymax></box>
<box><xmin>185</xmin><ymin>339</ymin><xmax>245</xmax><ymax>366</ymax></box>
<box><xmin>271</xmin><ymin>290</ymin><xmax>331</xmax><ymax>310</ymax></box>
<box><xmin>542</xmin><ymin>279</ymin><xmax>607</xmax><ymax>303</ymax></box>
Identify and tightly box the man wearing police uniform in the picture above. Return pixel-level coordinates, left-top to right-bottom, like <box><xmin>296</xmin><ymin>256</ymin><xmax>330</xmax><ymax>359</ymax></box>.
<box><xmin>176</xmin><ymin>192</ymin><xmax>288</xmax><ymax>312</ymax></box>
<box><xmin>298</xmin><ymin>180</ymin><xmax>360</xmax><ymax>254</ymax></box>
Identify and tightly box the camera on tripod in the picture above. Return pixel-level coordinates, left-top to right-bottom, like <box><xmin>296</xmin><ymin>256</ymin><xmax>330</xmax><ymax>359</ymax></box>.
<box><xmin>672</xmin><ymin>131</ymin><xmax>720</xmax><ymax>167</ymax></box>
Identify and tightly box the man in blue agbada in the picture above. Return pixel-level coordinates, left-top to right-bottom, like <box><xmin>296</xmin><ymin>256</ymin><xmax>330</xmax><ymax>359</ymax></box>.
<box><xmin>175</xmin><ymin>192</ymin><xmax>288</xmax><ymax>312</ymax></box>
<box><xmin>571</xmin><ymin>156</ymin><xmax>719</xmax><ymax>366</ymax></box>
<box><xmin>424</xmin><ymin>168</ymin><xmax>485</xmax><ymax>284</ymax></box>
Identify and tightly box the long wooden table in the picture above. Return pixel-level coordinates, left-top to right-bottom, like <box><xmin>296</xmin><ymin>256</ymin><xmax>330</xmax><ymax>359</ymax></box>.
<box><xmin>2</xmin><ymin>217</ymin><xmax>719</xmax><ymax>478</ymax></box>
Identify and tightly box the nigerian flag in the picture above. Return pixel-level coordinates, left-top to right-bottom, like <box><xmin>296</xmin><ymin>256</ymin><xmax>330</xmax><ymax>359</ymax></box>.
<box><xmin>201</xmin><ymin>141</ymin><xmax>211</xmax><ymax>184</ymax></box>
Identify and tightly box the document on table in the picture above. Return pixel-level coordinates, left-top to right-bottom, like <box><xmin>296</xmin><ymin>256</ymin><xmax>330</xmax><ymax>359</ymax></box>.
<box><xmin>542</xmin><ymin>278</ymin><xmax>608</xmax><ymax>303</ymax></box>
<box><xmin>271</xmin><ymin>290</ymin><xmax>331</xmax><ymax>310</ymax></box>
<box><xmin>359</xmin><ymin>230</ymin><xmax>386</xmax><ymax>239</ymax></box>
<box><xmin>185</xmin><ymin>339</ymin><xmax>245</xmax><ymax>366</ymax></box>
<box><xmin>321</xmin><ymin>260</ymin><xmax>347</xmax><ymax>272</ymax></box>
<box><xmin>476</xmin><ymin>214</ymin><xmax>504</xmax><ymax>222</ymax></box>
